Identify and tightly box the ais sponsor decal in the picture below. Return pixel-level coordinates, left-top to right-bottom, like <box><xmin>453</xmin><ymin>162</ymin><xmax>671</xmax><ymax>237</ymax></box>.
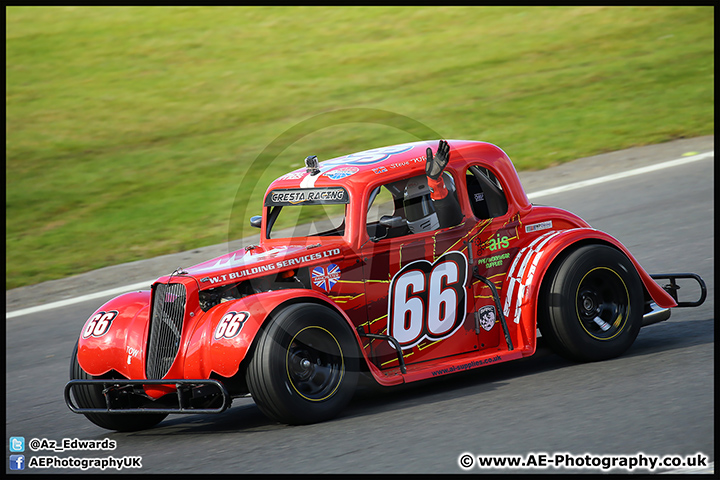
<box><xmin>487</xmin><ymin>235</ymin><xmax>511</xmax><ymax>251</ymax></box>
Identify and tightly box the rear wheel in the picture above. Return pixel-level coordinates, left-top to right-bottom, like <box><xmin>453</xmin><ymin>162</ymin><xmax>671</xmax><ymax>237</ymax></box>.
<box><xmin>246</xmin><ymin>303</ymin><xmax>359</xmax><ymax>424</ymax></box>
<box><xmin>538</xmin><ymin>245</ymin><xmax>643</xmax><ymax>362</ymax></box>
<box><xmin>69</xmin><ymin>342</ymin><xmax>168</xmax><ymax>431</ymax></box>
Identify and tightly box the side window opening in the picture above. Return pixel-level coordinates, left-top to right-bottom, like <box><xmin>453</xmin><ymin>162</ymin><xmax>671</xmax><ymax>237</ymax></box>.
<box><xmin>366</xmin><ymin>185</ymin><xmax>406</xmax><ymax>239</ymax></box>
<box><xmin>366</xmin><ymin>172</ymin><xmax>461</xmax><ymax>241</ymax></box>
<box><xmin>466</xmin><ymin>166</ymin><xmax>508</xmax><ymax>219</ymax></box>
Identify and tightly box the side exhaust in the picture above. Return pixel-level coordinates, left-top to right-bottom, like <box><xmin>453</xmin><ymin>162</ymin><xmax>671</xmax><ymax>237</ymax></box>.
<box><xmin>642</xmin><ymin>302</ymin><xmax>671</xmax><ymax>327</ymax></box>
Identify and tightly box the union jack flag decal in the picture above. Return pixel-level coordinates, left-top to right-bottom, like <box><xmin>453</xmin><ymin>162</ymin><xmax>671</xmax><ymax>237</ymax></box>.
<box><xmin>312</xmin><ymin>264</ymin><xmax>341</xmax><ymax>291</ymax></box>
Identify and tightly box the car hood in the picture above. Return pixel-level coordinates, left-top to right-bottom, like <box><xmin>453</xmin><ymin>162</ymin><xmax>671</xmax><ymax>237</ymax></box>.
<box><xmin>181</xmin><ymin>244</ymin><xmax>341</xmax><ymax>287</ymax></box>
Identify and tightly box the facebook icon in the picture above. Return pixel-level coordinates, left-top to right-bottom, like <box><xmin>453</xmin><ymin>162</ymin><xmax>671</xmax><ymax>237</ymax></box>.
<box><xmin>10</xmin><ymin>454</ymin><xmax>25</xmax><ymax>470</ymax></box>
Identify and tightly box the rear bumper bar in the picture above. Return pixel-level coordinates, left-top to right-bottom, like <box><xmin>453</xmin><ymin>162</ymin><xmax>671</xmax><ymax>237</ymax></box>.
<box><xmin>65</xmin><ymin>379</ymin><xmax>231</xmax><ymax>415</ymax></box>
<box><xmin>650</xmin><ymin>273</ymin><xmax>707</xmax><ymax>308</ymax></box>
<box><xmin>641</xmin><ymin>273</ymin><xmax>707</xmax><ymax>328</ymax></box>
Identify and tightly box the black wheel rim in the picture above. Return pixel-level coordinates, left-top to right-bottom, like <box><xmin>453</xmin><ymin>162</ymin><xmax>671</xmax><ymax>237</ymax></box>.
<box><xmin>576</xmin><ymin>267</ymin><xmax>630</xmax><ymax>340</ymax></box>
<box><xmin>285</xmin><ymin>326</ymin><xmax>344</xmax><ymax>401</ymax></box>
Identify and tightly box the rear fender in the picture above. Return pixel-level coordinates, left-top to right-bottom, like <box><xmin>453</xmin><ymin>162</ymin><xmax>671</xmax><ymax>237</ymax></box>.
<box><xmin>182</xmin><ymin>289</ymin><xmax>370</xmax><ymax>380</ymax></box>
<box><xmin>503</xmin><ymin>228</ymin><xmax>677</xmax><ymax>346</ymax></box>
<box><xmin>76</xmin><ymin>291</ymin><xmax>151</xmax><ymax>378</ymax></box>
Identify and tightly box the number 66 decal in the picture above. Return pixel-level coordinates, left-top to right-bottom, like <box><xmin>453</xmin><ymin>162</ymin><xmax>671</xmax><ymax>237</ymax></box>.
<box><xmin>214</xmin><ymin>311</ymin><xmax>249</xmax><ymax>340</ymax></box>
<box><xmin>388</xmin><ymin>251</ymin><xmax>468</xmax><ymax>349</ymax></box>
<box><xmin>82</xmin><ymin>310</ymin><xmax>119</xmax><ymax>338</ymax></box>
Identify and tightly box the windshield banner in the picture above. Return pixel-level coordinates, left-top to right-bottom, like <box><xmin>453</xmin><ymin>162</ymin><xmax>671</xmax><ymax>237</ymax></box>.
<box><xmin>265</xmin><ymin>187</ymin><xmax>349</xmax><ymax>206</ymax></box>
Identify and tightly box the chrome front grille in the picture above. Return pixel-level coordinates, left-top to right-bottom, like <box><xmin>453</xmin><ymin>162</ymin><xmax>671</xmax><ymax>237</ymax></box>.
<box><xmin>146</xmin><ymin>283</ymin><xmax>187</xmax><ymax>379</ymax></box>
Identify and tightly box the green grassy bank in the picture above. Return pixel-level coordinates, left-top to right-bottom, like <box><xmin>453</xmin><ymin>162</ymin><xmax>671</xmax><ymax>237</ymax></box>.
<box><xmin>6</xmin><ymin>6</ymin><xmax>714</xmax><ymax>289</ymax></box>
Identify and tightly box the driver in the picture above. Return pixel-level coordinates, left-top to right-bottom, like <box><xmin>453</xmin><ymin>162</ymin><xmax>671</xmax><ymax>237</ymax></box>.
<box><xmin>403</xmin><ymin>140</ymin><xmax>463</xmax><ymax>233</ymax></box>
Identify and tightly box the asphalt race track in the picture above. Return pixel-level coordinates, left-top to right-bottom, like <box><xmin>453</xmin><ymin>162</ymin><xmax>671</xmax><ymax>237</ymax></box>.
<box><xmin>5</xmin><ymin>136</ymin><xmax>714</xmax><ymax>474</ymax></box>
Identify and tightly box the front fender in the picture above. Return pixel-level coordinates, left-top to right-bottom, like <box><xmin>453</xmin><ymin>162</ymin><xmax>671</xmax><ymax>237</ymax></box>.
<box><xmin>182</xmin><ymin>289</ymin><xmax>366</xmax><ymax>380</ymax></box>
<box><xmin>76</xmin><ymin>290</ymin><xmax>151</xmax><ymax>378</ymax></box>
<box><xmin>502</xmin><ymin>228</ymin><xmax>678</xmax><ymax>349</ymax></box>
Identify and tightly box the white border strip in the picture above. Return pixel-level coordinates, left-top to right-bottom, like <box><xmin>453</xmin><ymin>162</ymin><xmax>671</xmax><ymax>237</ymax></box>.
<box><xmin>6</xmin><ymin>150</ymin><xmax>713</xmax><ymax>319</ymax></box>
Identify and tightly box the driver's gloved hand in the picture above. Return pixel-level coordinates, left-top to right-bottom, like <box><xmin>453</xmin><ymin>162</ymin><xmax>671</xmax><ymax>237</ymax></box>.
<box><xmin>426</xmin><ymin>140</ymin><xmax>450</xmax><ymax>180</ymax></box>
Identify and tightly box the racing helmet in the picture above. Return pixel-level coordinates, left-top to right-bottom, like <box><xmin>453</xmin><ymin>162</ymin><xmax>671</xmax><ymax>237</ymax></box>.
<box><xmin>403</xmin><ymin>174</ymin><xmax>455</xmax><ymax>234</ymax></box>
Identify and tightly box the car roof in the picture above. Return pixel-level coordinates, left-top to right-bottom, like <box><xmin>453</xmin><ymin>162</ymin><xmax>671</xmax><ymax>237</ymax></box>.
<box><xmin>267</xmin><ymin>139</ymin><xmax>502</xmax><ymax>194</ymax></box>
<box><xmin>260</xmin><ymin>139</ymin><xmax>533</xmax><ymax>245</ymax></box>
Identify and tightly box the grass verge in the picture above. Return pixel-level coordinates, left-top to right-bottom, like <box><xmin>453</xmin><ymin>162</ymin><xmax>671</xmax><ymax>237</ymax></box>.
<box><xmin>6</xmin><ymin>6</ymin><xmax>714</xmax><ymax>288</ymax></box>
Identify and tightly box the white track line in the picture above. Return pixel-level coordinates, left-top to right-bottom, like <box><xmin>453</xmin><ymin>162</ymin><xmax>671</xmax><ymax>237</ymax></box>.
<box><xmin>528</xmin><ymin>151</ymin><xmax>713</xmax><ymax>199</ymax></box>
<box><xmin>6</xmin><ymin>280</ymin><xmax>155</xmax><ymax>319</ymax></box>
<box><xmin>661</xmin><ymin>462</ymin><xmax>714</xmax><ymax>474</ymax></box>
<box><xmin>6</xmin><ymin>150</ymin><xmax>713</xmax><ymax>319</ymax></box>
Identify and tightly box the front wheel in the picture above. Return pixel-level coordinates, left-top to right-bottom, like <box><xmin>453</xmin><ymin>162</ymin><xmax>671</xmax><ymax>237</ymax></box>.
<box><xmin>538</xmin><ymin>245</ymin><xmax>644</xmax><ymax>362</ymax></box>
<box><xmin>69</xmin><ymin>342</ymin><xmax>168</xmax><ymax>431</ymax></box>
<box><xmin>246</xmin><ymin>303</ymin><xmax>359</xmax><ymax>425</ymax></box>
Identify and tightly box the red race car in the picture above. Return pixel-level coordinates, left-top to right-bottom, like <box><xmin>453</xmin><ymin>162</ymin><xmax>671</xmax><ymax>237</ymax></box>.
<box><xmin>65</xmin><ymin>140</ymin><xmax>706</xmax><ymax>431</ymax></box>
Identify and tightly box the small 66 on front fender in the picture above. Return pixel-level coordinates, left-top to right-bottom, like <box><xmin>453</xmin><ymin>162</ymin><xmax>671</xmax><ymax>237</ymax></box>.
<box><xmin>76</xmin><ymin>290</ymin><xmax>152</xmax><ymax>378</ymax></box>
<box><xmin>182</xmin><ymin>288</ymin><xmax>366</xmax><ymax>380</ymax></box>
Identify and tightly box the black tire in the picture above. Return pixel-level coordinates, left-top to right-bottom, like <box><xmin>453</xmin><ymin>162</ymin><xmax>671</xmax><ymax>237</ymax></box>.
<box><xmin>538</xmin><ymin>245</ymin><xmax>643</xmax><ymax>362</ymax></box>
<box><xmin>246</xmin><ymin>303</ymin><xmax>359</xmax><ymax>425</ymax></box>
<box><xmin>69</xmin><ymin>342</ymin><xmax>168</xmax><ymax>432</ymax></box>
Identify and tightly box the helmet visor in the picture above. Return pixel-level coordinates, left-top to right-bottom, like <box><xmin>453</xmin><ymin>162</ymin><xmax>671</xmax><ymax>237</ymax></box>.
<box><xmin>404</xmin><ymin>194</ymin><xmax>435</xmax><ymax>222</ymax></box>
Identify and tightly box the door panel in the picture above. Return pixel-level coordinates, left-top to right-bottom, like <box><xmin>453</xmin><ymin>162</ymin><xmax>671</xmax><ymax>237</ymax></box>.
<box><xmin>361</xmin><ymin>224</ymin><xmax>479</xmax><ymax>370</ymax></box>
<box><xmin>467</xmin><ymin>214</ymin><xmax>522</xmax><ymax>350</ymax></box>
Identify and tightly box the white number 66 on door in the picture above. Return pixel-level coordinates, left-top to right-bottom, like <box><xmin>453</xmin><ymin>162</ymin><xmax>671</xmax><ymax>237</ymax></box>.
<box><xmin>388</xmin><ymin>251</ymin><xmax>468</xmax><ymax>349</ymax></box>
